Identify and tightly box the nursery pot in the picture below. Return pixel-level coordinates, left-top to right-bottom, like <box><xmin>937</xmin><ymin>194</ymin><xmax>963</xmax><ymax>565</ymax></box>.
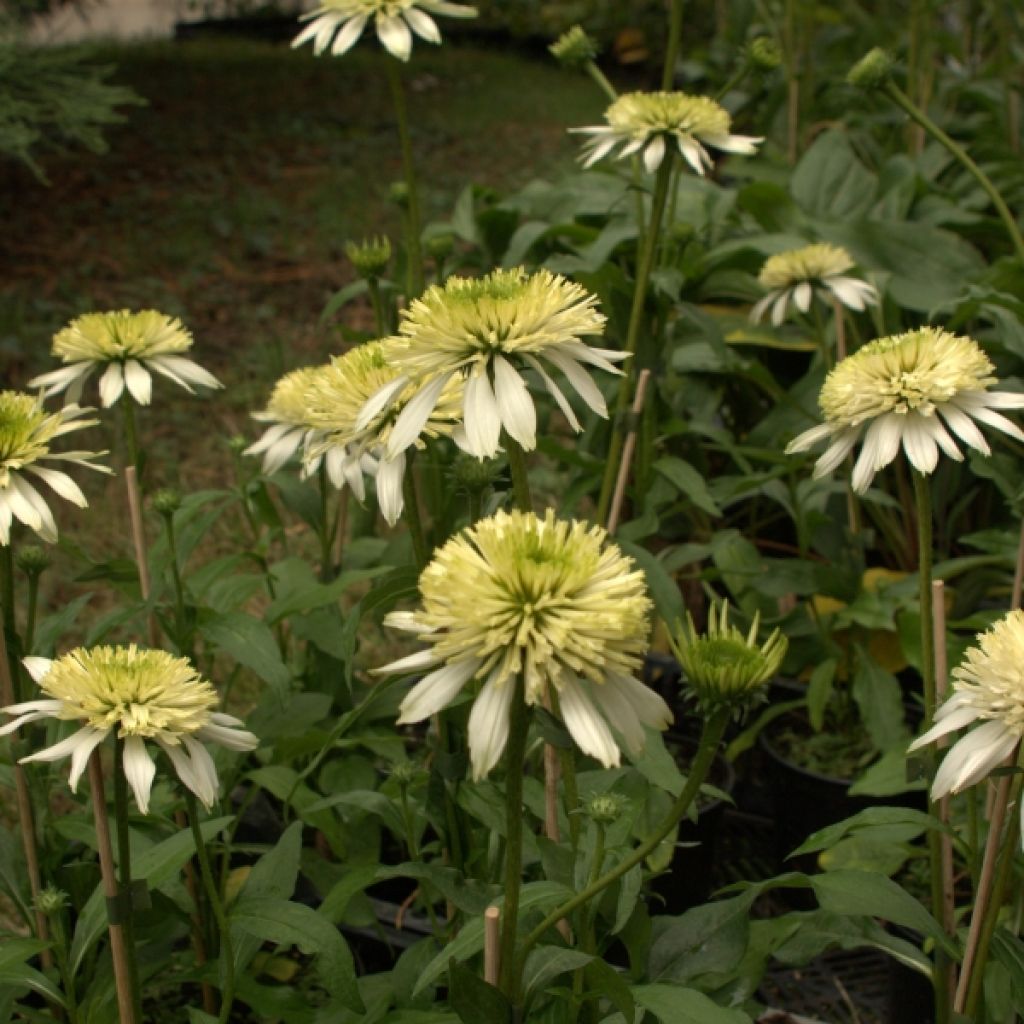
<box><xmin>886</xmin><ymin>928</ymin><xmax>934</xmax><ymax>1024</ymax></box>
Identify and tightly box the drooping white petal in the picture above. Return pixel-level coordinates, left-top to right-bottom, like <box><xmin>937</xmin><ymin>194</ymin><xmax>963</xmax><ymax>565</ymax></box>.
<box><xmin>194</xmin><ymin>720</ymin><xmax>260</xmax><ymax>752</ymax></box>
<box><xmin>793</xmin><ymin>281</ymin><xmax>813</xmax><ymax>313</ymax></box>
<box><xmin>376</xmin><ymin>13</ymin><xmax>413</xmax><ymax>60</ymax></box>
<box><xmin>749</xmin><ymin>292</ymin><xmax>776</xmax><ymax>324</ymax></box>
<box><xmin>122</xmin><ymin>360</ymin><xmax>153</xmax><ymax>405</ymax></box>
<box><xmin>810</xmin><ymin>430</ymin><xmax>859</xmax><ymax>477</ymax></box>
<box><xmin>588</xmin><ymin>678</ymin><xmax>645</xmax><ymax>755</ymax></box>
<box><xmin>98</xmin><ymin>363</ymin><xmax>125</xmax><ymax>407</ymax></box>
<box><xmin>180</xmin><ymin>735</ymin><xmax>220</xmax><ymax>808</ymax></box>
<box><xmin>676</xmin><ymin>136</ymin><xmax>704</xmax><ymax>175</ymax></box>
<box><xmin>467</xmin><ymin>671</ymin><xmax>514</xmax><ymax>780</ymax></box>
<box><xmin>463</xmin><ymin>368</ymin><xmax>502</xmax><ymax>458</ymax></box>
<box><xmin>23</xmin><ymin>657</ymin><xmax>54</xmax><ymax>683</ymax></box>
<box><xmin>771</xmin><ymin>290</ymin><xmax>791</xmax><ymax>327</ymax></box>
<box><xmin>148</xmin><ymin>355</ymin><xmax>222</xmax><ymax>391</ymax></box>
<box><xmin>67</xmin><ymin>727</ymin><xmax>110</xmax><ymax>792</ymax></box>
<box><xmin>28</xmin><ymin>362</ymin><xmax>92</xmax><ymax>396</ymax></box>
<box><xmin>9</xmin><ymin>475</ymin><xmax>57</xmax><ymax>542</ymax></box>
<box><xmin>26</xmin><ymin>466</ymin><xmax>88</xmax><ymax>507</ymax></box>
<box><xmin>542</xmin><ymin>348</ymin><xmax>608</xmax><ymax>418</ymax></box>
<box><xmin>492</xmin><ymin>355</ymin><xmax>537</xmax><ymax>451</ymax></box>
<box><xmin>0</xmin><ymin>702</ymin><xmax>64</xmax><ymax>737</ymax></box>
<box><xmin>558</xmin><ymin>675</ymin><xmax>620</xmax><ymax>768</ymax></box>
<box><xmin>958</xmin><ymin>404</ymin><xmax>1024</xmax><ymax>444</ymax></box>
<box><xmin>703</xmin><ymin>132</ymin><xmax>763</xmax><ymax>154</ymax></box>
<box><xmin>357</xmin><ymin>374</ymin><xmax>410</xmax><ymax>431</ymax></box>
<box><xmin>931</xmin><ymin>720</ymin><xmax>1018</xmax><ymax>799</ymax></box>
<box><xmin>122</xmin><ymin>736</ymin><xmax>157</xmax><ymax>814</ymax></box>
<box><xmin>396</xmin><ymin>657</ymin><xmax>482</xmax><ymax>724</ymax></box>
<box><xmin>20</xmin><ymin>727</ymin><xmax>98</xmax><ymax>766</ymax></box>
<box><xmin>938</xmin><ymin>403</ymin><xmax>990</xmax><ymax>455</ymax></box>
<box><xmin>921</xmin><ymin>413</ymin><xmax>962</xmax><ymax>461</ymax></box>
<box><xmin>858</xmin><ymin>412</ymin><xmax>902</xmax><ymax>473</ymax></box>
<box><xmin>522</xmin><ymin>354</ymin><xmax>581</xmax><ymax>433</ymax></box>
<box><xmin>418</xmin><ymin>0</ymin><xmax>477</xmax><ymax>17</ymax></box>
<box><xmin>907</xmin><ymin>704</ymin><xmax>982</xmax><ymax>751</ymax></box>
<box><xmin>331</xmin><ymin>12</ymin><xmax>367</xmax><ymax>55</ymax></box>
<box><xmin>386</xmin><ymin>373</ymin><xmax>454</xmax><ymax>460</ymax></box>
<box><xmin>643</xmin><ymin>134</ymin><xmax>666</xmax><ymax>174</ymax></box>
<box><xmin>292</xmin><ymin>10</ymin><xmax>343</xmax><ymax>51</ymax></box>
<box><xmin>403</xmin><ymin>6</ymin><xmax>441</xmax><ymax>43</ymax></box>
<box><xmin>825</xmin><ymin>277</ymin><xmax>867</xmax><ymax>311</ymax></box>
<box><xmin>375</xmin><ymin>452</ymin><xmax>406</xmax><ymax>527</ymax></box>
<box><xmin>785</xmin><ymin>421</ymin><xmax>836</xmax><ymax>454</ymax></box>
<box><xmin>900</xmin><ymin>415</ymin><xmax>939</xmax><ymax>475</ymax></box>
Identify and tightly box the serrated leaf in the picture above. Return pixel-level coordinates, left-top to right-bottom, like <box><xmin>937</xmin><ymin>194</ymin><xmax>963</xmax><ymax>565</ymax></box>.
<box><xmin>198</xmin><ymin>610</ymin><xmax>290</xmax><ymax>689</ymax></box>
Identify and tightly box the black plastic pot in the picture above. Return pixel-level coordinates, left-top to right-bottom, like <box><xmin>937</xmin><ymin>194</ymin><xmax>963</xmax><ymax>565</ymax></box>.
<box><xmin>886</xmin><ymin>937</ymin><xmax>934</xmax><ymax>1024</ymax></box>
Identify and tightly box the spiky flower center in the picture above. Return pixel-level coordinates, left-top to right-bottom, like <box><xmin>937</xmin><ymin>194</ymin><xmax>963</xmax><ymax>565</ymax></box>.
<box><xmin>261</xmin><ymin>366</ymin><xmax>326</xmax><ymax>428</ymax></box>
<box><xmin>393</xmin><ymin>268</ymin><xmax>605</xmax><ymax>376</ymax></box>
<box><xmin>53</xmin><ymin>310</ymin><xmax>194</xmax><ymax>364</ymax></box>
<box><xmin>759</xmin><ymin>243</ymin><xmax>855</xmax><ymax>289</ymax></box>
<box><xmin>318</xmin><ymin>0</ymin><xmax>417</xmax><ymax>12</ymax></box>
<box><xmin>38</xmin><ymin>646</ymin><xmax>217</xmax><ymax>739</ymax></box>
<box><xmin>416</xmin><ymin>509</ymin><xmax>650</xmax><ymax>702</ymax></box>
<box><xmin>0</xmin><ymin>392</ymin><xmax>55</xmax><ymax>471</ymax></box>
<box><xmin>819</xmin><ymin>328</ymin><xmax>995</xmax><ymax>427</ymax></box>
<box><xmin>952</xmin><ymin>610</ymin><xmax>1024</xmax><ymax>734</ymax></box>
<box><xmin>605</xmin><ymin>91</ymin><xmax>731</xmax><ymax>141</ymax></box>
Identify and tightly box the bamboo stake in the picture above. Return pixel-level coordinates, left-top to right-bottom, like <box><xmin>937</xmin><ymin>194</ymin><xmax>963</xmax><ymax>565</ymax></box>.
<box><xmin>125</xmin><ymin>467</ymin><xmax>159</xmax><ymax>647</ymax></box>
<box><xmin>0</xmin><ymin>623</ymin><xmax>51</xmax><ymax>969</ymax></box>
<box><xmin>483</xmin><ymin>905</ymin><xmax>501</xmax><ymax>987</ymax></box>
<box><xmin>1012</xmin><ymin>518</ymin><xmax>1024</xmax><ymax>610</ymax></box>
<box><xmin>606</xmin><ymin>370</ymin><xmax>652</xmax><ymax>536</ymax></box>
<box><xmin>88</xmin><ymin>753</ymin><xmax>137</xmax><ymax>1024</ymax></box>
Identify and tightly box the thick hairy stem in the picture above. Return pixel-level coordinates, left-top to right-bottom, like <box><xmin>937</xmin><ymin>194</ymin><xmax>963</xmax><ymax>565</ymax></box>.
<box><xmin>112</xmin><ymin>739</ymin><xmax>144</xmax><ymax>1024</ymax></box>
<box><xmin>504</xmin><ymin>435</ymin><xmax>533</xmax><ymax>514</ymax></box>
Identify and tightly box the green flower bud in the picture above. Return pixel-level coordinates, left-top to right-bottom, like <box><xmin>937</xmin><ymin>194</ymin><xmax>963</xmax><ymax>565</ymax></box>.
<box><xmin>669</xmin><ymin>601</ymin><xmax>787</xmax><ymax>715</ymax></box>
<box><xmin>847</xmin><ymin>48</ymin><xmax>893</xmax><ymax>90</ymax></box>
<box><xmin>15</xmin><ymin>545</ymin><xmax>52</xmax><ymax>576</ymax></box>
<box><xmin>451</xmin><ymin>453</ymin><xmax>502</xmax><ymax>493</ymax></box>
<box><xmin>390</xmin><ymin>760</ymin><xmax>419</xmax><ymax>786</ymax></box>
<box><xmin>587</xmin><ymin>792</ymin><xmax>626</xmax><ymax>825</ymax></box>
<box><xmin>226</xmin><ymin>434</ymin><xmax>249</xmax><ymax>455</ymax></box>
<box><xmin>151</xmin><ymin>488</ymin><xmax>182</xmax><ymax>517</ymax></box>
<box><xmin>35</xmin><ymin>885</ymin><xmax>69</xmax><ymax>916</ymax></box>
<box><xmin>549</xmin><ymin>25</ymin><xmax>598</xmax><ymax>70</ymax></box>
<box><xmin>747</xmin><ymin>37</ymin><xmax>782</xmax><ymax>73</ymax></box>
<box><xmin>345</xmin><ymin>236</ymin><xmax>392</xmax><ymax>280</ymax></box>
<box><xmin>425</xmin><ymin>231</ymin><xmax>455</xmax><ymax>262</ymax></box>
<box><xmin>388</xmin><ymin>181</ymin><xmax>410</xmax><ymax>209</ymax></box>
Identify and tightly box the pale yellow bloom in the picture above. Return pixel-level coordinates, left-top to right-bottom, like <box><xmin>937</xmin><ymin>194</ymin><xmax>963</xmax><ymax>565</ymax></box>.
<box><xmin>245</xmin><ymin>365</ymin><xmax>327</xmax><ymax>475</ymax></box>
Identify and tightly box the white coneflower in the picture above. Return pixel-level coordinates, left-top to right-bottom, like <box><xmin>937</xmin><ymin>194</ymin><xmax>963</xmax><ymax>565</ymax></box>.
<box><xmin>669</xmin><ymin>601</ymin><xmax>787</xmax><ymax>712</ymax></box>
<box><xmin>292</xmin><ymin>0</ymin><xmax>476</xmax><ymax>61</ymax></box>
<box><xmin>245</xmin><ymin>365</ymin><xmax>326</xmax><ymax>476</ymax></box>
<box><xmin>0</xmin><ymin>647</ymin><xmax>258</xmax><ymax>814</ymax></box>
<box><xmin>359</xmin><ymin>268</ymin><xmax>622</xmax><ymax>460</ymax></box>
<box><xmin>909</xmin><ymin>611</ymin><xmax>1024</xmax><ymax>802</ymax></box>
<box><xmin>572</xmin><ymin>91</ymin><xmax>762</xmax><ymax>175</ymax></box>
<box><xmin>0</xmin><ymin>391</ymin><xmax>109</xmax><ymax>545</ymax></box>
<box><xmin>375</xmin><ymin>509</ymin><xmax>672</xmax><ymax>779</ymax></box>
<box><xmin>750</xmin><ymin>243</ymin><xmax>879</xmax><ymax>326</ymax></box>
<box><xmin>30</xmin><ymin>310</ymin><xmax>222</xmax><ymax>408</ymax></box>
<box><xmin>786</xmin><ymin>327</ymin><xmax>1024</xmax><ymax>493</ymax></box>
<box><xmin>304</xmin><ymin>340</ymin><xmax>462</xmax><ymax>525</ymax></box>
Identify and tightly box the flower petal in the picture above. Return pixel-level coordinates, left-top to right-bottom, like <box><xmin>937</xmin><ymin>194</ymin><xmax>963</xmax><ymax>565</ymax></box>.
<box><xmin>396</xmin><ymin>656</ymin><xmax>482</xmax><ymax>724</ymax></box>
<box><xmin>403</xmin><ymin>6</ymin><xmax>441</xmax><ymax>42</ymax></box>
<box><xmin>375</xmin><ymin>451</ymin><xmax>406</xmax><ymax>527</ymax></box>
<box><xmin>467</xmin><ymin>670</ymin><xmax>514</xmax><ymax>780</ymax></box>
<box><xmin>492</xmin><ymin>355</ymin><xmax>537</xmax><ymax>451</ymax></box>
<box><xmin>558</xmin><ymin>675</ymin><xmax>620</xmax><ymax>768</ymax></box>
<box><xmin>123</xmin><ymin>359</ymin><xmax>153</xmax><ymax>405</ymax></box>
<box><xmin>386</xmin><ymin>373</ymin><xmax>453</xmax><ymax>460</ymax></box>
<box><xmin>98</xmin><ymin>363</ymin><xmax>125</xmax><ymax>407</ymax></box>
<box><xmin>463</xmin><ymin>367</ymin><xmax>502</xmax><ymax>458</ymax></box>
<box><xmin>376</xmin><ymin>13</ymin><xmax>413</xmax><ymax>60</ymax></box>
<box><xmin>122</xmin><ymin>736</ymin><xmax>157</xmax><ymax>815</ymax></box>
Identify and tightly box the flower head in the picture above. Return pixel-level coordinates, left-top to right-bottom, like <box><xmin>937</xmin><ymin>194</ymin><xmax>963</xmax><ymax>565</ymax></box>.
<box><xmin>910</xmin><ymin>611</ymin><xmax>1024</xmax><ymax>805</ymax></box>
<box><xmin>375</xmin><ymin>509</ymin><xmax>671</xmax><ymax>779</ymax></box>
<box><xmin>572</xmin><ymin>91</ymin><xmax>762</xmax><ymax>175</ymax></box>
<box><xmin>362</xmin><ymin>268</ymin><xmax>622</xmax><ymax>460</ymax></box>
<box><xmin>550</xmin><ymin>25</ymin><xmax>598</xmax><ymax>70</ymax></box>
<box><xmin>669</xmin><ymin>601</ymin><xmax>786</xmax><ymax>712</ymax></box>
<box><xmin>750</xmin><ymin>243</ymin><xmax>878</xmax><ymax>326</ymax></box>
<box><xmin>292</xmin><ymin>0</ymin><xmax>477</xmax><ymax>62</ymax></box>
<box><xmin>245</xmin><ymin>365</ymin><xmax>326</xmax><ymax>476</ymax></box>
<box><xmin>786</xmin><ymin>328</ymin><xmax>1024</xmax><ymax>493</ymax></box>
<box><xmin>31</xmin><ymin>310</ymin><xmax>222</xmax><ymax>408</ymax></box>
<box><xmin>0</xmin><ymin>646</ymin><xmax>258</xmax><ymax>814</ymax></box>
<box><xmin>345</xmin><ymin>235</ymin><xmax>392</xmax><ymax>279</ymax></box>
<box><xmin>304</xmin><ymin>340</ymin><xmax>462</xmax><ymax>524</ymax></box>
<box><xmin>0</xmin><ymin>391</ymin><xmax>109</xmax><ymax>545</ymax></box>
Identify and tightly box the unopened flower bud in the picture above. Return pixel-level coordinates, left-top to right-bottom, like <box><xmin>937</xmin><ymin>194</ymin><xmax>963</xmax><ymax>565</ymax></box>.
<box><xmin>747</xmin><ymin>37</ymin><xmax>782</xmax><ymax>73</ymax></box>
<box><xmin>16</xmin><ymin>545</ymin><xmax>52</xmax><ymax>576</ymax></box>
<box><xmin>425</xmin><ymin>231</ymin><xmax>455</xmax><ymax>262</ymax></box>
<box><xmin>550</xmin><ymin>25</ymin><xmax>598</xmax><ymax>70</ymax></box>
<box><xmin>587</xmin><ymin>793</ymin><xmax>626</xmax><ymax>825</ymax></box>
<box><xmin>226</xmin><ymin>434</ymin><xmax>249</xmax><ymax>455</ymax></box>
<box><xmin>390</xmin><ymin>760</ymin><xmax>418</xmax><ymax>786</ymax></box>
<box><xmin>451</xmin><ymin>453</ymin><xmax>501</xmax><ymax>493</ymax></box>
<box><xmin>848</xmin><ymin>48</ymin><xmax>893</xmax><ymax>90</ymax></box>
<box><xmin>151</xmin><ymin>488</ymin><xmax>182</xmax><ymax>517</ymax></box>
<box><xmin>35</xmin><ymin>886</ymin><xmax>69</xmax><ymax>916</ymax></box>
<box><xmin>345</xmin><ymin>236</ymin><xmax>392</xmax><ymax>280</ymax></box>
<box><xmin>388</xmin><ymin>181</ymin><xmax>410</xmax><ymax>209</ymax></box>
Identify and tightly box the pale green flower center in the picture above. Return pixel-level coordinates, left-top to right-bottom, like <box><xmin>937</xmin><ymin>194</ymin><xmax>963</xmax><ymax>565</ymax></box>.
<box><xmin>53</xmin><ymin>310</ymin><xmax>193</xmax><ymax>364</ymax></box>
<box><xmin>606</xmin><ymin>91</ymin><xmax>731</xmax><ymax>142</ymax></box>
<box><xmin>759</xmin><ymin>243</ymin><xmax>854</xmax><ymax>289</ymax></box>
<box><xmin>819</xmin><ymin>328</ymin><xmax>995</xmax><ymax>426</ymax></box>
<box><xmin>261</xmin><ymin>365</ymin><xmax>326</xmax><ymax>428</ymax></box>
<box><xmin>39</xmin><ymin>646</ymin><xmax>217</xmax><ymax>739</ymax></box>
<box><xmin>318</xmin><ymin>0</ymin><xmax>417</xmax><ymax>13</ymax></box>
<box><xmin>953</xmin><ymin>610</ymin><xmax>1024</xmax><ymax>734</ymax></box>
<box><xmin>0</xmin><ymin>392</ymin><xmax>54</xmax><ymax>470</ymax></box>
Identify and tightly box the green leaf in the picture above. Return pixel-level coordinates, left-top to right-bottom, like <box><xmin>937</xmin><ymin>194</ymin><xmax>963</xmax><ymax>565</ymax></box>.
<box><xmin>849</xmin><ymin>749</ymin><xmax>928</xmax><ymax>797</ymax></box>
<box><xmin>30</xmin><ymin>593</ymin><xmax>93</xmax><ymax>656</ymax></box>
<box><xmin>0</xmin><ymin>964</ymin><xmax>66</xmax><ymax>1008</ymax></box>
<box><xmin>790</xmin><ymin>129</ymin><xmax>877</xmax><ymax>220</ymax></box>
<box><xmin>653</xmin><ymin>457</ymin><xmax>722</xmax><ymax>517</ymax></box>
<box><xmin>851</xmin><ymin>647</ymin><xmax>909</xmax><ymax>752</ymax></box>
<box><xmin>617</xmin><ymin>541</ymin><xmax>683</xmax><ymax>628</ymax></box>
<box><xmin>449</xmin><ymin>960</ymin><xmax>511</xmax><ymax>1024</ymax></box>
<box><xmin>318</xmin><ymin>866</ymin><xmax>381</xmax><ymax>925</ymax></box>
<box><xmin>264</xmin><ymin>566</ymin><xmax>386</xmax><ymax>624</ymax></box>
<box><xmin>230</xmin><ymin>897</ymin><xmax>363</xmax><ymax>1011</ymax></box>
<box><xmin>790</xmin><ymin>806</ymin><xmax>938</xmax><ymax>857</ymax></box>
<box><xmin>522</xmin><ymin>947</ymin><xmax>593</xmax><ymax>1004</ymax></box>
<box><xmin>198</xmin><ymin>610</ymin><xmax>290</xmax><ymax>689</ymax></box>
<box><xmin>632</xmin><ymin>983</ymin><xmax>751</xmax><ymax>1024</ymax></box>
<box><xmin>806</xmin><ymin>658</ymin><xmax>836</xmax><ymax>732</ymax></box>
<box><xmin>584</xmin><ymin>959</ymin><xmax>636</xmax><ymax>1021</ymax></box>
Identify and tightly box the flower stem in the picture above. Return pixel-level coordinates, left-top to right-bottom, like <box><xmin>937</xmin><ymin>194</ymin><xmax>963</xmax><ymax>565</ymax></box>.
<box><xmin>596</xmin><ymin>154</ymin><xmax>675</xmax><ymax>524</ymax></box>
<box><xmin>112</xmin><ymin>739</ymin><xmax>144</xmax><ymax>1024</ymax></box>
<box><xmin>367</xmin><ymin>277</ymin><xmax>388</xmax><ymax>336</ymax></box>
<box><xmin>162</xmin><ymin>514</ymin><xmax>189</xmax><ymax>648</ymax></box>
<box><xmin>316</xmin><ymin>461</ymin><xmax>335</xmax><ymax>582</ymax></box>
<box><xmin>402</xmin><ymin>459</ymin><xmax>428</xmax><ymax>570</ymax></box>
<box><xmin>184</xmin><ymin>790</ymin><xmax>236</xmax><ymax>1024</ymax></box>
<box><xmin>0</xmin><ymin>544</ymin><xmax>20</xmax><ymax>701</ymax></box>
<box><xmin>584</xmin><ymin>61</ymin><xmax>617</xmax><ymax>102</ymax></box>
<box><xmin>912</xmin><ymin>469</ymin><xmax>951</xmax><ymax>1024</ymax></box>
<box><xmin>504</xmin><ymin>435</ymin><xmax>533</xmax><ymax>513</ymax></box>
<box><xmin>517</xmin><ymin>708</ymin><xmax>730</xmax><ymax>977</ymax></box>
<box><xmin>48</xmin><ymin>906</ymin><xmax>79</xmax><ymax>1024</ymax></box>
<box><xmin>121</xmin><ymin>399</ymin><xmax>141</xmax><ymax>477</ymax></box>
<box><xmin>384</xmin><ymin>58</ymin><xmax>424</xmax><ymax>299</ymax></box>
<box><xmin>661</xmin><ymin>0</ymin><xmax>684</xmax><ymax>90</ymax></box>
<box><xmin>498</xmin><ymin>677</ymin><xmax>529</xmax><ymax>999</ymax></box>
<box><xmin>24</xmin><ymin>570</ymin><xmax>40</xmax><ymax>657</ymax></box>
<box><xmin>883</xmin><ymin>81</ymin><xmax>1024</xmax><ymax>264</ymax></box>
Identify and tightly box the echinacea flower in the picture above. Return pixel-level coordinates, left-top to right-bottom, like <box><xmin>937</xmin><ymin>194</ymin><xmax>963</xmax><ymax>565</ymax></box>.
<box><xmin>750</xmin><ymin>243</ymin><xmax>879</xmax><ymax>326</ymax></box>
<box><xmin>30</xmin><ymin>310</ymin><xmax>222</xmax><ymax>408</ymax></box>
<box><xmin>909</xmin><ymin>611</ymin><xmax>1024</xmax><ymax>806</ymax></box>
<box><xmin>786</xmin><ymin>327</ymin><xmax>1024</xmax><ymax>493</ymax></box>
<box><xmin>375</xmin><ymin>509</ymin><xmax>672</xmax><ymax>779</ymax></box>
<box><xmin>292</xmin><ymin>0</ymin><xmax>476</xmax><ymax>62</ymax></box>
<box><xmin>0</xmin><ymin>646</ymin><xmax>258</xmax><ymax>814</ymax></box>
<box><xmin>572</xmin><ymin>91</ymin><xmax>762</xmax><ymax>175</ymax></box>
<box><xmin>0</xmin><ymin>391</ymin><xmax>109</xmax><ymax>545</ymax></box>
<box><xmin>304</xmin><ymin>340</ymin><xmax>462</xmax><ymax>525</ymax></box>
<box><xmin>245</xmin><ymin>365</ymin><xmax>326</xmax><ymax>476</ymax></box>
<box><xmin>669</xmin><ymin>601</ymin><xmax>787</xmax><ymax>712</ymax></box>
<box><xmin>360</xmin><ymin>268</ymin><xmax>622</xmax><ymax>460</ymax></box>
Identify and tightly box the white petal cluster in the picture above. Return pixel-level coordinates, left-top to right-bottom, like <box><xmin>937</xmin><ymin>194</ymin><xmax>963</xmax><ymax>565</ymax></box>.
<box><xmin>360</xmin><ymin>268</ymin><xmax>622</xmax><ymax>460</ymax></box>
<box><xmin>910</xmin><ymin>611</ymin><xmax>1024</xmax><ymax>812</ymax></box>
<box><xmin>292</xmin><ymin>0</ymin><xmax>476</xmax><ymax>61</ymax></box>
<box><xmin>750</xmin><ymin>243</ymin><xmax>879</xmax><ymax>326</ymax></box>
<box><xmin>245</xmin><ymin>365</ymin><xmax>327</xmax><ymax>477</ymax></box>
<box><xmin>0</xmin><ymin>646</ymin><xmax>258</xmax><ymax>814</ymax></box>
<box><xmin>0</xmin><ymin>391</ymin><xmax>110</xmax><ymax>545</ymax></box>
<box><xmin>786</xmin><ymin>328</ymin><xmax>1024</xmax><ymax>492</ymax></box>
<box><xmin>572</xmin><ymin>91</ymin><xmax>762</xmax><ymax>175</ymax></box>
<box><xmin>375</xmin><ymin>509</ymin><xmax>671</xmax><ymax>779</ymax></box>
<box><xmin>30</xmin><ymin>310</ymin><xmax>222</xmax><ymax>408</ymax></box>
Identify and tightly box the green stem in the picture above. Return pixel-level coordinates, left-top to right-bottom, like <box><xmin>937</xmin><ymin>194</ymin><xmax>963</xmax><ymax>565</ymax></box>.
<box><xmin>596</xmin><ymin>154</ymin><xmax>675</xmax><ymax>524</ymax></box>
<box><xmin>121</xmin><ymin>399</ymin><xmax>140</xmax><ymax>477</ymax></box>
<box><xmin>185</xmin><ymin>791</ymin><xmax>236</xmax><ymax>1024</ymax></box>
<box><xmin>714</xmin><ymin>64</ymin><xmax>752</xmax><ymax>102</ymax></box>
<box><xmin>162</xmin><ymin>515</ymin><xmax>188</xmax><ymax>647</ymax></box>
<box><xmin>112</xmin><ymin>739</ymin><xmax>144</xmax><ymax>1024</ymax></box>
<box><xmin>498</xmin><ymin>678</ymin><xmax>529</xmax><ymax>999</ymax></box>
<box><xmin>367</xmin><ymin>277</ymin><xmax>388</xmax><ymax>336</ymax></box>
<box><xmin>661</xmin><ymin>0</ymin><xmax>684</xmax><ymax>90</ymax></box>
<box><xmin>579</xmin><ymin>820</ymin><xmax>607</xmax><ymax>1024</ymax></box>
<box><xmin>964</xmin><ymin>773</ymin><xmax>1024</xmax><ymax>1017</ymax></box>
<box><xmin>913</xmin><ymin>470</ymin><xmax>950</xmax><ymax>1024</ymax></box>
<box><xmin>316</xmin><ymin>461</ymin><xmax>334</xmax><ymax>582</ymax></box>
<box><xmin>884</xmin><ymin>81</ymin><xmax>1024</xmax><ymax>263</ymax></box>
<box><xmin>468</xmin><ymin>488</ymin><xmax>483</xmax><ymax>526</ymax></box>
<box><xmin>0</xmin><ymin>544</ymin><xmax>20</xmax><ymax>702</ymax></box>
<box><xmin>584</xmin><ymin>61</ymin><xmax>617</xmax><ymax>102</ymax></box>
<box><xmin>504</xmin><ymin>435</ymin><xmax>533</xmax><ymax>513</ymax></box>
<box><xmin>550</xmin><ymin>690</ymin><xmax>581</xmax><ymax>853</ymax></box>
<box><xmin>518</xmin><ymin>709</ymin><xmax>730</xmax><ymax>970</ymax></box>
<box><xmin>384</xmin><ymin>58</ymin><xmax>424</xmax><ymax>299</ymax></box>
<box><xmin>24</xmin><ymin>571</ymin><xmax>39</xmax><ymax>656</ymax></box>
<box><xmin>402</xmin><ymin>460</ymin><xmax>428</xmax><ymax>570</ymax></box>
<box><xmin>49</xmin><ymin>911</ymin><xmax>79</xmax><ymax>1024</ymax></box>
